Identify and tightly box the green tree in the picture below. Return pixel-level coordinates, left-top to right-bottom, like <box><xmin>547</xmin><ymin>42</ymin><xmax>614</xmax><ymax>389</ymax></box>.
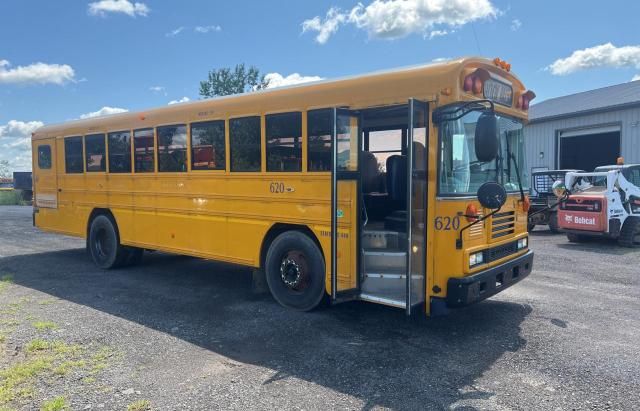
<box><xmin>199</xmin><ymin>64</ymin><xmax>269</xmax><ymax>98</ymax></box>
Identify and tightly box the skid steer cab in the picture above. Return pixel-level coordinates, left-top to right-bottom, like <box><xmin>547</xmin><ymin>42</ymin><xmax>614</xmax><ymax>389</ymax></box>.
<box><xmin>551</xmin><ymin>162</ymin><xmax>640</xmax><ymax>247</ymax></box>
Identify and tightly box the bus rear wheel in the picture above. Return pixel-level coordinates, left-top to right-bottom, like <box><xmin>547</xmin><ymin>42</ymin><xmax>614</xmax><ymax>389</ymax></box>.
<box><xmin>264</xmin><ymin>231</ymin><xmax>326</xmax><ymax>311</ymax></box>
<box><xmin>88</xmin><ymin>214</ymin><xmax>128</xmax><ymax>269</ymax></box>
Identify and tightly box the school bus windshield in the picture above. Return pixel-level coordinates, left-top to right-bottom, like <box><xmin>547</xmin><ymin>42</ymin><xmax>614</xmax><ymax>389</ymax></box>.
<box><xmin>438</xmin><ymin>109</ymin><xmax>528</xmax><ymax>196</ymax></box>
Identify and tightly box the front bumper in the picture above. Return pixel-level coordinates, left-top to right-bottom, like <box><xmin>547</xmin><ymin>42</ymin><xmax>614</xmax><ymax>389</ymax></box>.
<box><xmin>446</xmin><ymin>250</ymin><xmax>533</xmax><ymax>308</ymax></box>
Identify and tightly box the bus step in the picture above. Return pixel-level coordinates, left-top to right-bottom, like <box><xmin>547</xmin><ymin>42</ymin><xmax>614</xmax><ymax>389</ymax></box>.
<box><xmin>359</xmin><ymin>293</ymin><xmax>406</xmax><ymax>308</ymax></box>
<box><xmin>363</xmin><ymin>250</ymin><xmax>406</xmax><ymax>272</ymax></box>
<box><xmin>361</xmin><ymin>230</ymin><xmax>403</xmax><ymax>249</ymax></box>
<box><xmin>361</xmin><ymin>271</ymin><xmax>405</xmax><ymax>296</ymax></box>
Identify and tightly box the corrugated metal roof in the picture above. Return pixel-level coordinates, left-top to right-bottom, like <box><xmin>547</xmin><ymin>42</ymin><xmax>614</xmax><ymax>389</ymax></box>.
<box><xmin>529</xmin><ymin>80</ymin><xmax>640</xmax><ymax>122</ymax></box>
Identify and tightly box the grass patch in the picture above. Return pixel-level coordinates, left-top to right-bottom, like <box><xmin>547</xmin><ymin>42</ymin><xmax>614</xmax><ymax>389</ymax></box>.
<box><xmin>88</xmin><ymin>346</ymin><xmax>115</xmax><ymax>374</ymax></box>
<box><xmin>26</xmin><ymin>339</ymin><xmax>50</xmax><ymax>353</ymax></box>
<box><xmin>32</xmin><ymin>321</ymin><xmax>58</xmax><ymax>332</ymax></box>
<box><xmin>0</xmin><ymin>356</ymin><xmax>54</xmax><ymax>403</ymax></box>
<box><xmin>127</xmin><ymin>399</ymin><xmax>151</xmax><ymax>411</ymax></box>
<box><xmin>81</xmin><ymin>376</ymin><xmax>96</xmax><ymax>384</ymax></box>
<box><xmin>0</xmin><ymin>275</ymin><xmax>13</xmax><ymax>293</ymax></box>
<box><xmin>0</xmin><ymin>339</ymin><xmax>88</xmax><ymax>407</ymax></box>
<box><xmin>38</xmin><ymin>299</ymin><xmax>57</xmax><ymax>306</ymax></box>
<box><xmin>0</xmin><ymin>191</ymin><xmax>21</xmax><ymax>206</ymax></box>
<box><xmin>40</xmin><ymin>396</ymin><xmax>67</xmax><ymax>411</ymax></box>
<box><xmin>53</xmin><ymin>360</ymin><xmax>86</xmax><ymax>376</ymax></box>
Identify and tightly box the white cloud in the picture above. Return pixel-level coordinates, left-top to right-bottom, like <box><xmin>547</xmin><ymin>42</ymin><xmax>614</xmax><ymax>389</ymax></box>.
<box><xmin>511</xmin><ymin>19</ymin><xmax>522</xmax><ymax>31</ymax></box>
<box><xmin>80</xmin><ymin>106</ymin><xmax>128</xmax><ymax>119</ymax></box>
<box><xmin>301</xmin><ymin>8</ymin><xmax>347</xmax><ymax>45</ymax></box>
<box><xmin>0</xmin><ymin>120</ymin><xmax>45</xmax><ymax>172</ymax></box>
<box><xmin>194</xmin><ymin>25</ymin><xmax>222</xmax><ymax>33</ymax></box>
<box><xmin>149</xmin><ymin>85</ymin><xmax>167</xmax><ymax>95</ymax></box>
<box><xmin>632</xmin><ymin>74</ymin><xmax>640</xmax><ymax>82</ymax></box>
<box><xmin>168</xmin><ymin>97</ymin><xmax>190</xmax><ymax>105</ymax></box>
<box><xmin>264</xmin><ymin>73</ymin><xmax>324</xmax><ymax>89</ymax></box>
<box><xmin>427</xmin><ymin>29</ymin><xmax>448</xmax><ymax>39</ymax></box>
<box><xmin>166</xmin><ymin>27</ymin><xmax>185</xmax><ymax>37</ymax></box>
<box><xmin>431</xmin><ymin>57</ymin><xmax>450</xmax><ymax>63</ymax></box>
<box><xmin>88</xmin><ymin>0</ymin><xmax>149</xmax><ymax>17</ymax></box>
<box><xmin>302</xmin><ymin>0</ymin><xmax>497</xmax><ymax>44</ymax></box>
<box><xmin>0</xmin><ymin>59</ymin><xmax>75</xmax><ymax>85</ymax></box>
<box><xmin>547</xmin><ymin>43</ymin><xmax>640</xmax><ymax>75</ymax></box>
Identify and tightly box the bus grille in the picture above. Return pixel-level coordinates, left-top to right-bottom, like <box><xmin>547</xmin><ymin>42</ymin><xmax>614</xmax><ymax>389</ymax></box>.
<box><xmin>485</xmin><ymin>241</ymin><xmax>519</xmax><ymax>263</ymax></box>
<box><xmin>469</xmin><ymin>213</ymin><xmax>484</xmax><ymax>238</ymax></box>
<box><xmin>491</xmin><ymin>211</ymin><xmax>515</xmax><ymax>239</ymax></box>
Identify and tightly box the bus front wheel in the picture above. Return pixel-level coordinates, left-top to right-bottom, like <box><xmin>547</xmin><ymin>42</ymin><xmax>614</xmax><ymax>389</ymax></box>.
<box><xmin>264</xmin><ymin>231</ymin><xmax>326</xmax><ymax>311</ymax></box>
<box><xmin>88</xmin><ymin>214</ymin><xmax>128</xmax><ymax>269</ymax></box>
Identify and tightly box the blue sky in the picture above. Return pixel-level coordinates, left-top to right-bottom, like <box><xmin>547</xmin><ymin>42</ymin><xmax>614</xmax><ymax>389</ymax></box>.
<box><xmin>1</xmin><ymin>0</ymin><xmax>640</xmax><ymax>170</ymax></box>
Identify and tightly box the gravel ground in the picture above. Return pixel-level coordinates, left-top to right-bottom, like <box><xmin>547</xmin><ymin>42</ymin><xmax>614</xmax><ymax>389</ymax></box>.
<box><xmin>0</xmin><ymin>205</ymin><xmax>639</xmax><ymax>410</ymax></box>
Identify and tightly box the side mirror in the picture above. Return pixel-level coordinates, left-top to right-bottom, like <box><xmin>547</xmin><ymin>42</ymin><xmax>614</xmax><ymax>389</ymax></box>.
<box><xmin>552</xmin><ymin>180</ymin><xmax>568</xmax><ymax>198</ymax></box>
<box><xmin>475</xmin><ymin>112</ymin><xmax>499</xmax><ymax>162</ymax></box>
<box><xmin>477</xmin><ymin>181</ymin><xmax>507</xmax><ymax>210</ymax></box>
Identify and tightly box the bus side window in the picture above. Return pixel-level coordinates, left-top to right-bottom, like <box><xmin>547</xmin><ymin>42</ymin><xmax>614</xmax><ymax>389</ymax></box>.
<box><xmin>266</xmin><ymin>112</ymin><xmax>302</xmax><ymax>172</ymax></box>
<box><xmin>307</xmin><ymin>109</ymin><xmax>332</xmax><ymax>172</ymax></box>
<box><xmin>229</xmin><ymin>116</ymin><xmax>261</xmax><ymax>172</ymax></box>
<box><xmin>38</xmin><ymin>145</ymin><xmax>52</xmax><ymax>169</ymax></box>
<box><xmin>134</xmin><ymin>128</ymin><xmax>155</xmax><ymax>173</ymax></box>
<box><xmin>85</xmin><ymin>134</ymin><xmax>106</xmax><ymax>172</ymax></box>
<box><xmin>108</xmin><ymin>131</ymin><xmax>132</xmax><ymax>173</ymax></box>
<box><xmin>191</xmin><ymin>120</ymin><xmax>225</xmax><ymax>170</ymax></box>
<box><xmin>157</xmin><ymin>124</ymin><xmax>188</xmax><ymax>172</ymax></box>
<box><xmin>64</xmin><ymin>136</ymin><xmax>84</xmax><ymax>174</ymax></box>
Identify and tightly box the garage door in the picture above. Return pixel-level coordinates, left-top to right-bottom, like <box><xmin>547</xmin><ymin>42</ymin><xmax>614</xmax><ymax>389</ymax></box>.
<box><xmin>558</xmin><ymin>126</ymin><xmax>621</xmax><ymax>171</ymax></box>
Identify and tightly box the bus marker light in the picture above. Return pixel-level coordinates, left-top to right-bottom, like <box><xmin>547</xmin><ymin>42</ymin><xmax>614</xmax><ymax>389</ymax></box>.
<box><xmin>522</xmin><ymin>196</ymin><xmax>531</xmax><ymax>212</ymax></box>
<box><xmin>463</xmin><ymin>75</ymin><xmax>474</xmax><ymax>93</ymax></box>
<box><xmin>473</xmin><ymin>77</ymin><xmax>483</xmax><ymax>94</ymax></box>
<box><xmin>465</xmin><ymin>203</ymin><xmax>479</xmax><ymax>222</ymax></box>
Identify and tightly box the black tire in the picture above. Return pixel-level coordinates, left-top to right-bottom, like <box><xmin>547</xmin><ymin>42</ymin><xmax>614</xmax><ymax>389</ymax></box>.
<box><xmin>527</xmin><ymin>223</ymin><xmax>536</xmax><ymax>232</ymax></box>
<box><xmin>88</xmin><ymin>214</ymin><xmax>128</xmax><ymax>269</ymax></box>
<box><xmin>567</xmin><ymin>233</ymin><xmax>589</xmax><ymax>243</ymax></box>
<box><xmin>124</xmin><ymin>247</ymin><xmax>144</xmax><ymax>266</ymax></box>
<box><xmin>264</xmin><ymin>231</ymin><xmax>326</xmax><ymax>311</ymax></box>
<box><xmin>548</xmin><ymin>212</ymin><xmax>560</xmax><ymax>233</ymax></box>
<box><xmin>618</xmin><ymin>217</ymin><xmax>640</xmax><ymax>248</ymax></box>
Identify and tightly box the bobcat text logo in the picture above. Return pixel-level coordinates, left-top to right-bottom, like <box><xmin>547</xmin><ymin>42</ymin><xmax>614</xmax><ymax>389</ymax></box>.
<box><xmin>565</xmin><ymin>214</ymin><xmax>596</xmax><ymax>225</ymax></box>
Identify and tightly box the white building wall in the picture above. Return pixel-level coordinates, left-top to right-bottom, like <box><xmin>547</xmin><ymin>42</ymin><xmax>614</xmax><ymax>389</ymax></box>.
<box><xmin>524</xmin><ymin>106</ymin><xmax>640</xmax><ymax>173</ymax></box>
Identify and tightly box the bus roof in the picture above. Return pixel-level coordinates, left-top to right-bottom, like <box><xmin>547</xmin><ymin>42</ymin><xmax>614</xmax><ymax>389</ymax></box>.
<box><xmin>33</xmin><ymin>57</ymin><xmax>528</xmax><ymax>140</ymax></box>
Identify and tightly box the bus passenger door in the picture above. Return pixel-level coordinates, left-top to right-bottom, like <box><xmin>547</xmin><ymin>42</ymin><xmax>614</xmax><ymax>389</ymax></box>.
<box><xmin>406</xmin><ymin>99</ymin><xmax>428</xmax><ymax>314</ymax></box>
<box><xmin>330</xmin><ymin>108</ymin><xmax>360</xmax><ymax>301</ymax></box>
<box><xmin>33</xmin><ymin>138</ymin><xmax>58</xmax><ymax>210</ymax></box>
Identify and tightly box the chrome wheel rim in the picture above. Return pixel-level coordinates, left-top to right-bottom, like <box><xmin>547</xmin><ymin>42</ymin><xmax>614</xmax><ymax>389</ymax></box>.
<box><xmin>280</xmin><ymin>251</ymin><xmax>309</xmax><ymax>291</ymax></box>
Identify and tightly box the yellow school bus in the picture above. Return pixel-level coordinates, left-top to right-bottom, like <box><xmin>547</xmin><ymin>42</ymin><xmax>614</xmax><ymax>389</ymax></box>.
<box><xmin>31</xmin><ymin>57</ymin><xmax>535</xmax><ymax>315</ymax></box>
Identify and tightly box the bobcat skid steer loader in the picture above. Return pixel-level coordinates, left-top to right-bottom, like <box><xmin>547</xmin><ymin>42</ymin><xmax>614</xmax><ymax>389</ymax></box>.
<box><xmin>552</xmin><ymin>163</ymin><xmax>640</xmax><ymax>247</ymax></box>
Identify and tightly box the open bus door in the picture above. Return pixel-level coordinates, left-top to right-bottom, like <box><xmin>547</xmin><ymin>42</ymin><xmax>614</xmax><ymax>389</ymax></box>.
<box><xmin>330</xmin><ymin>108</ymin><xmax>360</xmax><ymax>301</ymax></box>
<box><xmin>406</xmin><ymin>99</ymin><xmax>428</xmax><ymax>314</ymax></box>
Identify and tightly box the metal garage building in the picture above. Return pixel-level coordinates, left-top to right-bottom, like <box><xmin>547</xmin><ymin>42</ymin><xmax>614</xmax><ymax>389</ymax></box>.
<box><xmin>525</xmin><ymin>81</ymin><xmax>640</xmax><ymax>175</ymax></box>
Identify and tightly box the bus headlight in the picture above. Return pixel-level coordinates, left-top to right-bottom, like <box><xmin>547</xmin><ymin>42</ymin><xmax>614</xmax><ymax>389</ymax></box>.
<box><xmin>517</xmin><ymin>237</ymin><xmax>528</xmax><ymax>250</ymax></box>
<box><xmin>469</xmin><ymin>251</ymin><xmax>484</xmax><ymax>267</ymax></box>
